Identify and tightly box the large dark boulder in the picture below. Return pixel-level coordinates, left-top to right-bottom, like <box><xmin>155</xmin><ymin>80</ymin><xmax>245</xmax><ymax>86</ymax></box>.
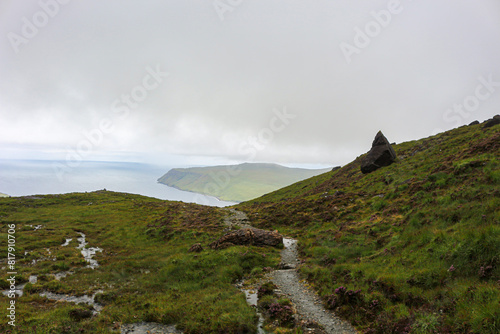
<box><xmin>210</xmin><ymin>228</ymin><xmax>283</xmax><ymax>249</ymax></box>
<box><xmin>360</xmin><ymin>131</ymin><xmax>397</xmax><ymax>174</ymax></box>
<box><xmin>482</xmin><ymin>115</ymin><xmax>500</xmax><ymax>129</ymax></box>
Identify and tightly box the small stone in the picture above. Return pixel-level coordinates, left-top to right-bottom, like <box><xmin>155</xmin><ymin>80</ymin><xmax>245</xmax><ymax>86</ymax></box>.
<box><xmin>188</xmin><ymin>243</ymin><xmax>203</xmax><ymax>253</ymax></box>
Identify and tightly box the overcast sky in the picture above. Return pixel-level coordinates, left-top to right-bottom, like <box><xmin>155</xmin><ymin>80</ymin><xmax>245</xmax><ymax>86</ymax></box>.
<box><xmin>1</xmin><ymin>0</ymin><xmax>499</xmax><ymax>168</ymax></box>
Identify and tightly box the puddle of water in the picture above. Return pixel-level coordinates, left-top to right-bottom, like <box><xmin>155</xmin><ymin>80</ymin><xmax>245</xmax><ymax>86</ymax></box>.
<box><xmin>280</xmin><ymin>237</ymin><xmax>299</xmax><ymax>269</ymax></box>
<box><xmin>61</xmin><ymin>238</ymin><xmax>72</xmax><ymax>246</ymax></box>
<box><xmin>2</xmin><ymin>283</ymin><xmax>27</xmax><ymax>297</ymax></box>
<box><xmin>33</xmin><ymin>225</ymin><xmax>42</xmax><ymax>231</ymax></box>
<box><xmin>40</xmin><ymin>289</ymin><xmax>104</xmax><ymax>314</ymax></box>
<box><xmin>244</xmin><ymin>289</ymin><xmax>258</xmax><ymax>306</ymax></box>
<box><xmin>283</xmin><ymin>238</ymin><xmax>295</xmax><ymax>248</ymax></box>
<box><xmin>76</xmin><ymin>232</ymin><xmax>102</xmax><ymax>269</ymax></box>
<box><xmin>53</xmin><ymin>271</ymin><xmax>74</xmax><ymax>281</ymax></box>
<box><xmin>242</xmin><ymin>288</ymin><xmax>266</xmax><ymax>334</ymax></box>
<box><xmin>77</xmin><ymin>232</ymin><xmax>88</xmax><ymax>249</ymax></box>
<box><xmin>2</xmin><ymin>275</ymin><xmax>38</xmax><ymax>297</ymax></box>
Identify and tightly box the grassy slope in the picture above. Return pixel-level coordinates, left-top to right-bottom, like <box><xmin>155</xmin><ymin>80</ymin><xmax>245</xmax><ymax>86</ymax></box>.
<box><xmin>0</xmin><ymin>191</ymin><xmax>281</xmax><ymax>333</ymax></box>
<box><xmin>238</xmin><ymin>124</ymin><xmax>500</xmax><ymax>333</ymax></box>
<box><xmin>158</xmin><ymin>163</ymin><xmax>331</xmax><ymax>202</ymax></box>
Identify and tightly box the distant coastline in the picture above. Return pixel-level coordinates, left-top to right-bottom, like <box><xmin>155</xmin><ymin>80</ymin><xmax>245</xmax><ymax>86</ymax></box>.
<box><xmin>157</xmin><ymin>181</ymin><xmax>238</xmax><ymax>205</ymax></box>
<box><xmin>0</xmin><ymin>160</ymin><xmax>236</xmax><ymax>207</ymax></box>
<box><xmin>0</xmin><ymin>192</ymin><xmax>8</xmax><ymax>197</ymax></box>
<box><xmin>157</xmin><ymin>163</ymin><xmax>332</xmax><ymax>202</ymax></box>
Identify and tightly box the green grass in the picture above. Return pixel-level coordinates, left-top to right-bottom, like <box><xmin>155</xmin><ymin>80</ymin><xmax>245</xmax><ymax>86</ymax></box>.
<box><xmin>238</xmin><ymin>124</ymin><xmax>500</xmax><ymax>333</ymax></box>
<box><xmin>157</xmin><ymin>163</ymin><xmax>331</xmax><ymax>202</ymax></box>
<box><xmin>0</xmin><ymin>191</ymin><xmax>280</xmax><ymax>333</ymax></box>
<box><xmin>1</xmin><ymin>123</ymin><xmax>498</xmax><ymax>333</ymax></box>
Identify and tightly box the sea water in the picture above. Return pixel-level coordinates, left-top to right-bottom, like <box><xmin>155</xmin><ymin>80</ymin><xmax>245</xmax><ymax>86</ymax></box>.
<box><xmin>0</xmin><ymin>159</ymin><xmax>237</xmax><ymax>207</ymax></box>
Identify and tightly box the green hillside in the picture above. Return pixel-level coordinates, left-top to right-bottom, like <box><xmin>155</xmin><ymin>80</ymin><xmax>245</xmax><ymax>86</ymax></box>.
<box><xmin>158</xmin><ymin>163</ymin><xmax>331</xmax><ymax>202</ymax></box>
<box><xmin>0</xmin><ymin>191</ymin><xmax>281</xmax><ymax>333</ymax></box>
<box><xmin>238</xmin><ymin>122</ymin><xmax>500</xmax><ymax>333</ymax></box>
<box><xmin>1</xmin><ymin>121</ymin><xmax>498</xmax><ymax>333</ymax></box>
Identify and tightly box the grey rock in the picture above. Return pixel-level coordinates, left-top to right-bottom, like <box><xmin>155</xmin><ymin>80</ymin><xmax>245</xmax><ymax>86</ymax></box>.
<box><xmin>360</xmin><ymin>131</ymin><xmax>397</xmax><ymax>174</ymax></box>
<box><xmin>482</xmin><ymin>115</ymin><xmax>500</xmax><ymax>128</ymax></box>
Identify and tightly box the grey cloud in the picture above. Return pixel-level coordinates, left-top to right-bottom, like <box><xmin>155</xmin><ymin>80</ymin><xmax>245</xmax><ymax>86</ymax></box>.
<box><xmin>1</xmin><ymin>0</ymin><xmax>499</xmax><ymax>166</ymax></box>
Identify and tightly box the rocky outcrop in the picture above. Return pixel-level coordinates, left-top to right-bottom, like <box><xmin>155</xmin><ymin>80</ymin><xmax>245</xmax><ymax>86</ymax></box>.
<box><xmin>482</xmin><ymin>115</ymin><xmax>500</xmax><ymax>129</ymax></box>
<box><xmin>210</xmin><ymin>228</ymin><xmax>283</xmax><ymax>249</ymax></box>
<box><xmin>188</xmin><ymin>243</ymin><xmax>203</xmax><ymax>253</ymax></box>
<box><xmin>360</xmin><ymin>131</ymin><xmax>397</xmax><ymax>174</ymax></box>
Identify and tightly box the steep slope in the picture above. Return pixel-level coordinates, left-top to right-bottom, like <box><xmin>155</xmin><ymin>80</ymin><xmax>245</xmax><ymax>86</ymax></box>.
<box><xmin>158</xmin><ymin>163</ymin><xmax>331</xmax><ymax>202</ymax></box>
<box><xmin>238</xmin><ymin>122</ymin><xmax>500</xmax><ymax>333</ymax></box>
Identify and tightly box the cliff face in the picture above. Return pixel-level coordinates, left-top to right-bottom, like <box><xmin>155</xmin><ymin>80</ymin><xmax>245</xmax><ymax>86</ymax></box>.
<box><xmin>157</xmin><ymin>163</ymin><xmax>331</xmax><ymax>202</ymax></box>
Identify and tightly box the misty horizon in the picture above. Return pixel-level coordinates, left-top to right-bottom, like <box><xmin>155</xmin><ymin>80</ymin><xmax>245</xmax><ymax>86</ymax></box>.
<box><xmin>1</xmin><ymin>0</ymin><xmax>499</xmax><ymax>169</ymax></box>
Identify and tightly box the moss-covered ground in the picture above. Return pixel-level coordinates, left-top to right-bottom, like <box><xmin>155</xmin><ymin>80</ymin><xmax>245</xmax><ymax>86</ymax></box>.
<box><xmin>0</xmin><ymin>192</ymin><xmax>280</xmax><ymax>333</ymax></box>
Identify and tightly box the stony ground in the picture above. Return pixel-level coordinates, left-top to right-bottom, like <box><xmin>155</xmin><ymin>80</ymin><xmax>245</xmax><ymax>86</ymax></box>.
<box><xmin>120</xmin><ymin>322</ymin><xmax>183</xmax><ymax>334</ymax></box>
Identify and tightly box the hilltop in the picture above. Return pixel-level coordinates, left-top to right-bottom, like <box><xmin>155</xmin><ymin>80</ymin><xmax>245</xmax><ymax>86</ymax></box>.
<box><xmin>158</xmin><ymin>163</ymin><xmax>331</xmax><ymax>202</ymax></box>
<box><xmin>238</xmin><ymin>120</ymin><xmax>499</xmax><ymax>333</ymax></box>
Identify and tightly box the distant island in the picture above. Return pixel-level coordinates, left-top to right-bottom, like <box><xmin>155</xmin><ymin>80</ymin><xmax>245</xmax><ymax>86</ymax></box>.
<box><xmin>157</xmin><ymin>163</ymin><xmax>332</xmax><ymax>202</ymax></box>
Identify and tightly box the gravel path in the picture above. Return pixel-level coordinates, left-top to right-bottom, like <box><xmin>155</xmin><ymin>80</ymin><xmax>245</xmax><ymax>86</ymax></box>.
<box><xmin>227</xmin><ymin>209</ymin><xmax>358</xmax><ymax>334</ymax></box>
<box><xmin>223</xmin><ymin>208</ymin><xmax>253</xmax><ymax>229</ymax></box>
<box><xmin>120</xmin><ymin>322</ymin><xmax>182</xmax><ymax>334</ymax></box>
<box><xmin>272</xmin><ymin>269</ymin><xmax>357</xmax><ymax>334</ymax></box>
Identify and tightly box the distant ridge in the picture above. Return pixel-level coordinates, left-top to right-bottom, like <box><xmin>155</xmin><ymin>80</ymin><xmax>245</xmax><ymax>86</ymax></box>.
<box><xmin>158</xmin><ymin>163</ymin><xmax>331</xmax><ymax>202</ymax></box>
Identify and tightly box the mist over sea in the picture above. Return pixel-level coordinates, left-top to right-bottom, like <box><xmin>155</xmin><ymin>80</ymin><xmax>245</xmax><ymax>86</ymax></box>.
<box><xmin>0</xmin><ymin>160</ymin><xmax>237</xmax><ymax>207</ymax></box>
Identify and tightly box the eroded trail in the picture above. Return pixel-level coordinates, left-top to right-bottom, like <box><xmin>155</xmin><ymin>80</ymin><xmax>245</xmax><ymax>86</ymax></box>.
<box><xmin>226</xmin><ymin>209</ymin><xmax>357</xmax><ymax>334</ymax></box>
<box><xmin>272</xmin><ymin>238</ymin><xmax>357</xmax><ymax>334</ymax></box>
